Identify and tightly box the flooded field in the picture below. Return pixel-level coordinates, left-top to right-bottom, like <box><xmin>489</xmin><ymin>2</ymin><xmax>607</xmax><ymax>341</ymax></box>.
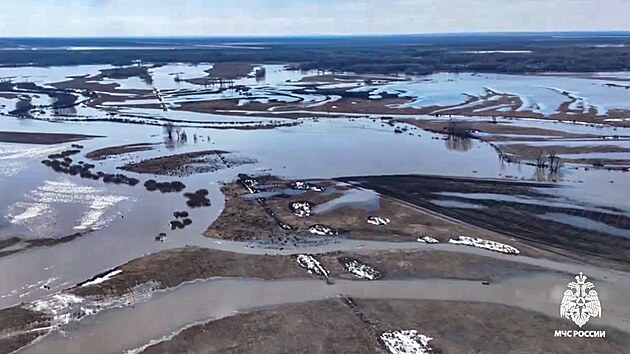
<box><xmin>1</xmin><ymin>63</ymin><xmax>629</xmax><ymax>354</ymax></box>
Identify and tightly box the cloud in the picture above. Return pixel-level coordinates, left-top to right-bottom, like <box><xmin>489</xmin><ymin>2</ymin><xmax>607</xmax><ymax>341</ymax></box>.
<box><xmin>0</xmin><ymin>0</ymin><xmax>628</xmax><ymax>37</ymax></box>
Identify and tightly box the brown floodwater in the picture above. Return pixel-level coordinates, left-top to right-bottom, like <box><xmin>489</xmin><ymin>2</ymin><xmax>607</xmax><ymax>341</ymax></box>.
<box><xmin>2</xmin><ymin>65</ymin><xmax>630</xmax><ymax>353</ymax></box>
<box><xmin>20</xmin><ymin>272</ymin><xmax>630</xmax><ymax>354</ymax></box>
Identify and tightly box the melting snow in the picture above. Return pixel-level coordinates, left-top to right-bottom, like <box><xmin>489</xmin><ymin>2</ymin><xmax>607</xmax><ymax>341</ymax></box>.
<box><xmin>291</xmin><ymin>181</ymin><xmax>324</xmax><ymax>192</ymax></box>
<box><xmin>296</xmin><ymin>254</ymin><xmax>329</xmax><ymax>277</ymax></box>
<box><xmin>367</xmin><ymin>216</ymin><xmax>390</xmax><ymax>226</ymax></box>
<box><xmin>80</xmin><ymin>270</ymin><xmax>123</xmax><ymax>287</ymax></box>
<box><xmin>27</xmin><ymin>282</ymin><xmax>159</xmax><ymax>327</ymax></box>
<box><xmin>342</xmin><ymin>258</ymin><xmax>381</xmax><ymax>280</ymax></box>
<box><xmin>448</xmin><ymin>236</ymin><xmax>520</xmax><ymax>254</ymax></box>
<box><xmin>309</xmin><ymin>224</ymin><xmax>337</xmax><ymax>236</ymax></box>
<box><xmin>290</xmin><ymin>201</ymin><xmax>312</xmax><ymax>217</ymax></box>
<box><xmin>380</xmin><ymin>330</ymin><xmax>436</xmax><ymax>354</ymax></box>
<box><xmin>30</xmin><ymin>293</ymin><xmax>86</xmax><ymax>326</ymax></box>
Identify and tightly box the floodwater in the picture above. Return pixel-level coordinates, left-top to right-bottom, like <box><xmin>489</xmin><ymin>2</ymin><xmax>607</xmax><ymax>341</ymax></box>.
<box><xmin>1</xmin><ymin>107</ymin><xmax>630</xmax><ymax>306</ymax></box>
<box><xmin>5</xmin><ymin>64</ymin><xmax>630</xmax><ymax>125</ymax></box>
<box><xmin>539</xmin><ymin>213</ymin><xmax>630</xmax><ymax>238</ymax></box>
<box><xmin>351</xmin><ymin>72</ymin><xmax>630</xmax><ymax>115</ymax></box>
<box><xmin>21</xmin><ymin>272</ymin><xmax>630</xmax><ymax>354</ymax></box>
<box><xmin>312</xmin><ymin>188</ymin><xmax>381</xmax><ymax>214</ymax></box>
<box><xmin>2</xmin><ymin>64</ymin><xmax>630</xmax><ymax>352</ymax></box>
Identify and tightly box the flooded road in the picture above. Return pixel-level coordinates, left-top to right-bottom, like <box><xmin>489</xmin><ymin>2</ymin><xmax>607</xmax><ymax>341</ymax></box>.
<box><xmin>20</xmin><ymin>272</ymin><xmax>630</xmax><ymax>354</ymax></box>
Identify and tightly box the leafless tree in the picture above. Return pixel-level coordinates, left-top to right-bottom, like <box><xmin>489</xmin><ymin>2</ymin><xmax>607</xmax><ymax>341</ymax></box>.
<box><xmin>534</xmin><ymin>149</ymin><xmax>547</xmax><ymax>168</ymax></box>
<box><xmin>548</xmin><ymin>151</ymin><xmax>561</xmax><ymax>172</ymax></box>
<box><xmin>164</xmin><ymin>122</ymin><xmax>176</xmax><ymax>142</ymax></box>
<box><xmin>446</xmin><ymin>119</ymin><xmax>472</xmax><ymax>139</ymax></box>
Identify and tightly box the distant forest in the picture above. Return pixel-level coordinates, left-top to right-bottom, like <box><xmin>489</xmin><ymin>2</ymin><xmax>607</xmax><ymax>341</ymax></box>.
<box><xmin>0</xmin><ymin>33</ymin><xmax>629</xmax><ymax>74</ymax></box>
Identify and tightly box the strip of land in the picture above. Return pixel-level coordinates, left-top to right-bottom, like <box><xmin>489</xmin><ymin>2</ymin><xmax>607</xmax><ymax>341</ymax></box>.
<box><xmin>0</xmin><ymin>131</ymin><xmax>100</xmax><ymax>145</ymax></box>
<box><xmin>141</xmin><ymin>299</ymin><xmax>628</xmax><ymax>354</ymax></box>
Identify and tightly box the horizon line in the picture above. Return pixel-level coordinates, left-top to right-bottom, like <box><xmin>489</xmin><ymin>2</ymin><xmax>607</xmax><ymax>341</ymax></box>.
<box><xmin>1</xmin><ymin>30</ymin><xmax>630</xmax><ymax>40</ymax></box>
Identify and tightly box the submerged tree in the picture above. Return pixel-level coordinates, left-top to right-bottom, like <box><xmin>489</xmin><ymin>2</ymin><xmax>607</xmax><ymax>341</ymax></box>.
<box><xmin>534</xmin><ymin>150</ymin><xmax>547</xmax><ymax>168</ymax></box>
<box><xmin>548</xmin><ymin>151</ymin><xmax>561</xmax><ymax>172</ymax></box>
<box><xmin>164</xmin><ymin>122</ymin><xmax>176</xmax><ymax>142</ymax></box>
<box><xmin>446</xmin><ymin>119</ymin><xmax>472</xmax><ymax>139</ymax></box>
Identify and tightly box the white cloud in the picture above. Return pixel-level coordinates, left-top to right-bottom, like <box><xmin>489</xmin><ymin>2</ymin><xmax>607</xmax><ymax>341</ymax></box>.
<box><xmin>0</xmin><ymin>0</ymin><xmax>628</xmax><ymax>37</ymax></box>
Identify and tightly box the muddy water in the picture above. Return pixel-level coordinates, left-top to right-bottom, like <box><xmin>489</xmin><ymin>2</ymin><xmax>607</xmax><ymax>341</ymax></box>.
<box><xmin>20</xmin><ymin>272</ymin><xmax>630</xmax><ymax>354</ymax></box>
<box><xmin>2</xmin><ymin>65</ymin><xmax>630</xmax><ymax>352</ymax></box>
<box><xmin>2</xmin><ymin>114</ymin><xmax>630</xmax><ymax>306</ymax></box>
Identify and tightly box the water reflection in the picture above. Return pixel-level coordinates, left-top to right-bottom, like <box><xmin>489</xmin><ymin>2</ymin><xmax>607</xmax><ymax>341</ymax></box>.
<box><xmin>445</xmin><ymin>136</ymin><xmax>474</xmax><ymax>152</ymax></box>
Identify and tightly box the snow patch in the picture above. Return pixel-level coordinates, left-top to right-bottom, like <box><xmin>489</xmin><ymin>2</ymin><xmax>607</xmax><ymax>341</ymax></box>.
<box><xmin>416</xmin><ymin>236</ymin><xmax>439</xmax><ymax>244</ymax></box>
<box><xmin>448</xmin><ymin>236</ymin><xmax>520</xmax><ymax>254</ymax></box>
<box><xmin>380</xmin><ymin>330</ymin><xmax>436</xmax><ymax>354</ymax></box>
<box><xmin>367</xmin><ymin>216</ymin><xmax>390</xmax><ymax>226</ymax></box>
<box><xmin>290</xmin><ymin>201</ymin><xmax>312</xmax><ymax>217</ymax></box>
<box><xmin>341</xmin><ymin>258</ymin><xmax>381</xmax><ymax>280</ymax></box>
<box><xmin>309</xmin><ymin>224</ymin><xmax>337</xmax><ymax>236</ymax></box>
<box><xmin>296</xmin><ymin>254</ymin><xmax>329</xmax><ymax>277</ymax></box>
<box><xmin>291</xmin><ymin>181</ymin><xmax>324</xmax><ymax>192</ymax></box>
<box><xmin>80</xmin><ymin>270</ymin><xmax>123</xmax><ymax>287</ymax></box>
<box><xmin>27</xmin><ymin>281</ymin><xmax>159</xmax><ymax>327</ymax></box>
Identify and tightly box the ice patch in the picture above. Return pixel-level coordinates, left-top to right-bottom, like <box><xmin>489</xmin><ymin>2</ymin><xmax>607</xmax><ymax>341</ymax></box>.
<box><xmin>380</xmin><ymin>330</ymin><xmax>436</xmax><ymax>354</ymax></box>
<box><xmin>448</xmin><ymin>236</ymin><xmax>520</xmax><ymax>254</ymax></box>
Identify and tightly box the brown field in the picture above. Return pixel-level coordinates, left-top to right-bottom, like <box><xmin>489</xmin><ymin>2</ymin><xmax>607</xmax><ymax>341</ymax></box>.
<box><xmin>0</xmin><ymin>131</ymin><xmax>99</xmax><ymax>144</ymax></box>
<box><xmin>0</xmin><ymin>307</ymin><xmax>51</xmax><ymax>354</ymax></box>
<box><xmin>185</xmin><ymin>62</ymin><xmax>255</xmax><ymax>85</ymax></box>
<box><xmin>86</xmin><ymin>142</ymin><xmax>157</xmax><ymax>161</ymax></box>
<box><xmin>142</xmin><ymin>299</ymin><xmax>628</xmax><ymax>354</ymax></box>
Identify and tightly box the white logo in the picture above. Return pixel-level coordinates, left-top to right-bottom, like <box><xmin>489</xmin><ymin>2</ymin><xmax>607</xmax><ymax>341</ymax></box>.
<box><xmin>560</xmin><ymin>272</ymin><xmax>601</xmax><ymax>328</ymax></box>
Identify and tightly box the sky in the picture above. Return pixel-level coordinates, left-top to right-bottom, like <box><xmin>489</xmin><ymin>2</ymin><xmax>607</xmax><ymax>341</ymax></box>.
<box><xmin>0</xmin><ymin>0</ymin><xmax>628</xmax><ymax>37</ymax></box>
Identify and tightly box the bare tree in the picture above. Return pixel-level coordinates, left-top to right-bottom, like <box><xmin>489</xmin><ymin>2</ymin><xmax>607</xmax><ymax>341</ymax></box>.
<box><xmin>164</xmin><ymin>122</ymin><xmax>176</xmax><ymax>142</ymax></box>
<box><xmin>446</xmin><ymin>119</ymin><xmax>472</xmax><ymax>139</ymax></box>
<box><xmin>548</xmin><ymin>151</ymin><xmax>561</xmax><ymax>172</ymax></box>
<box><xmin>534</xmin><ymin>150</ymin><xmax>547</xmax><ymax>168</ymax></box>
